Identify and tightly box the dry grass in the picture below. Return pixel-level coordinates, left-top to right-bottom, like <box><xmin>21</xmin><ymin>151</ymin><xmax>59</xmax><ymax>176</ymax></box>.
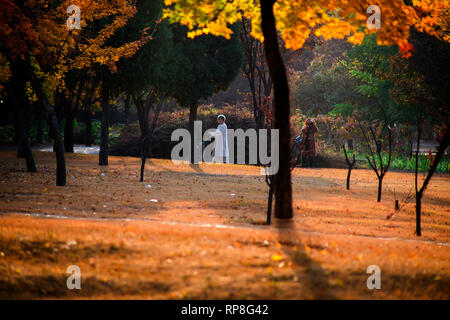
<box><xmin>0</xmin><ymin>151</ymin><xmax>449</xmax><ymax>299</ymax></box>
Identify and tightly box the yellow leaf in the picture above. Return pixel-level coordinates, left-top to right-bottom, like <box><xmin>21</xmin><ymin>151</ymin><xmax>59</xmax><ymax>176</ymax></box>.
<box><xmin>271</xmin><ymin>253</ymin><xmax>283</xmax><ymax>261</ymax></box>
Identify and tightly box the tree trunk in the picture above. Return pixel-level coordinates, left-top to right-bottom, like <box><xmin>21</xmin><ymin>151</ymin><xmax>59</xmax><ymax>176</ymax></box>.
<box><xmin>188</xmin><ymin>104</ymin><xmax>198</xmax><ymax>164</ymax></box>
<box><xmin>260</xmin><ymin>0</ymin><xmax>292</xmax><ymax>219</ymax></box>
<box><xmin>139</xmin><ymin>132</ymin><xmax>149</xmax><ymax>182</ymax></box>
<box><xmin>135</xmin><ymin>94</ymin><xmax>156</xmax><ymax>182</ymax></box>
<box><xmin>138</xmin><ymin>109</ymin><xmax>150</xmax><ymax>182</ymax></box>
<box><xmin>85</xmin><ymin>110</ymin><xmax>92</xmax><ymax>146</ymax></box>
<box><xmin>415</xmin><ymin>193</ymin><xmax>422</xmax><ymax>236</ymax></box>
<box><xmin>346</xmin><ymin>167</ymin><xmax>352</xmax><ymax>190</ymax></box>
<box><xmin>25</xmin><ymin>59</ymin><xmax>66</xmax><ymax>186</ymax></box>
<box><xmin>377</xmin><ymin>177</ymin><xmax>382</xmax><ymax>202</ymax></box>
<box><xmin>99</xmin><ymin>81</ymin><xmax>109</xmax><ymax>166</ymax></box>
<box><xmin>10</xmin><ymin>82</ymin><xmax>37</xmax><ymax>173</ymax></box>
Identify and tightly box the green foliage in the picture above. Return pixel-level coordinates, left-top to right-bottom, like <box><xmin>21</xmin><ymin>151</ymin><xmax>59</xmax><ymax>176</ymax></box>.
<box><xmin>169</xmin><ymin>23</ymin><xmax>244</xmax><ymax>107</ymax></box>
<box><xmin>342</xmin><ymin>149</ymin><xmax>450</xmax><ymax>173</ymax></box>
<box><xmin>73</xmin><ymin>119</ymin><xmax>101</xmax><ymax>145</ymax></box>
<box><xmin>112</xmin><ymin>0</ymin><xmax>175</xmax><ymax>97</ymax></box>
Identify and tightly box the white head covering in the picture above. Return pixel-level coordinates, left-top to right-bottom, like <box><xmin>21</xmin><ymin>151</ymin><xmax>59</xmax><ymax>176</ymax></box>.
<box><xmin>217</xmin><ymin>114</ymin><xmax>226</xmax><ymax>121</ymax></box>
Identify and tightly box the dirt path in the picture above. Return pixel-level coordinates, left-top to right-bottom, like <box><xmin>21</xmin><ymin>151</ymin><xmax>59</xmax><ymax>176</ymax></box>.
<box><xmin>0</xmin><ymin>151</ymin><xmax>449</xmax><ymax>299</ymax></box>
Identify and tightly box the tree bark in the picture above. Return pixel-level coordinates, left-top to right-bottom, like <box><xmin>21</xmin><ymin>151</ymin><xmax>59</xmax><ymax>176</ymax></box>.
<box><xmin>346</xmin><ymin>169</ymin><xmax>351</xmax><ymax>190</ymax></box>
<box><xmin>99</xmin><ymin>81</ymin><xmax>109</xmax><ymax>166</ymax></box>
<box><xmin>260</xmin><ymin>0</ymin><xmax>292</xmax><ymax>219</ymax></box>
<box><xmin>377</xmin><ymin>177</ymin><xmax>382</xmax><ymax>202</ymax></box>
<box><xmin>415</xmin><ymin>193</ymin><xmax>422</xmax><ymax>236</ymax></box>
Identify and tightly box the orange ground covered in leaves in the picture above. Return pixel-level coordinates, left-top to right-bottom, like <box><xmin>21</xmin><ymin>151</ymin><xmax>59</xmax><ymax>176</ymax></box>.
<box><xmin>0</xmin><ymin>151</ymin><xmax>449</xmax><ymax>299</ymax></box>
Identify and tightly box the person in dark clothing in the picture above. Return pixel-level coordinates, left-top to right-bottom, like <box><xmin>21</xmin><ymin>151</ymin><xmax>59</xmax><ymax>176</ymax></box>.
<box><xmin>300</xmin><ymin>118</ymin><xmax>318</xmax><ymax>167</ymax></box>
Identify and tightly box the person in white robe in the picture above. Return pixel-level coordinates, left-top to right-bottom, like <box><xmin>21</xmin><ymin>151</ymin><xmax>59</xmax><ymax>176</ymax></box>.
<box><xmin>211</xmin><ymin>114</ymin><xmax>229</xmax><ymax>163</ymax></box>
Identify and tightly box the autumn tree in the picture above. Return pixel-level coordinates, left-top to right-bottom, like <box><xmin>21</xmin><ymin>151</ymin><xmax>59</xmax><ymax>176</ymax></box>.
<box><xmin>0</xmin><ymin>0</ymin><xmax>152</xmax><ymax>183</ymax></box>
<box><xmin>163</xmin><ymin>0</ymin><xmax>444</xmax><ymax>219</ymax></box>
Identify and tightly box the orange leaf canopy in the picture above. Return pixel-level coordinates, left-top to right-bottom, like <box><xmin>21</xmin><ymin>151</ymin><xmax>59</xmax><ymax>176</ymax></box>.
<box><xmin>163</xmin><ymin>0</ymin><xmax>447</xmax><ymax>54</ymax></box>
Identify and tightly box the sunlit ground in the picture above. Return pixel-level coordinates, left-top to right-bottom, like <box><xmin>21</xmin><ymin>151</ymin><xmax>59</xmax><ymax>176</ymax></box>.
<box><xmin>0</xmin><ymin>151</ymin><xmax>449</xmax><ymax>299</ymax></box>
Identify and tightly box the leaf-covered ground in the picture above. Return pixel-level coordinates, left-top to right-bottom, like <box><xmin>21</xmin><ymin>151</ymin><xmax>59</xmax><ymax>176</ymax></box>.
<box><xmin>0</xmin><ymin>151</ymin><xmax>449</xmax><ymax>299</ymax></box>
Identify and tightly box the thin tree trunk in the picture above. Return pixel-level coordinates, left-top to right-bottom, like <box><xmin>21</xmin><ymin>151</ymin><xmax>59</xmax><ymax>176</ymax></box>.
<box><xmin>99</xmin><ymin>81</ymin><xmax>109</xmax><ymax>166</ymax></box>
<box><xmin>414</xmin><ymin>117</ymin><xmax>422</xmax><ymax>235</ymax></box>
<box><xmin>138</xmin><ymin>105</ymin><xmax>150</xmax><ymax>182</ymax></box>
<box><xmin>135</xmin><ymin>94</ymin><xmax>156</xmax><ymax>182</ymax></box>
<box><xmin>260</xmin><ymin>0</ymin><xmax>292</xmax><ymax>219</ymax></box>
<box><xmin>139</xmin><ymin>128</ymin><xmax>149</xmax><ymax>182</ymax></box>
<box><xmin>377</xmin><ymin>177</ymin><xmax>382</xmax><ymax>202</ymax></box>
<box><xmin>416</xmin><ymin>192</ymin><xmax>422</xmax><ymax>236</ymax></box>
<box><xmin>346</xmin><ymin>168</ymin><xmax>352</xmax><ymax>190</ymax></box>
